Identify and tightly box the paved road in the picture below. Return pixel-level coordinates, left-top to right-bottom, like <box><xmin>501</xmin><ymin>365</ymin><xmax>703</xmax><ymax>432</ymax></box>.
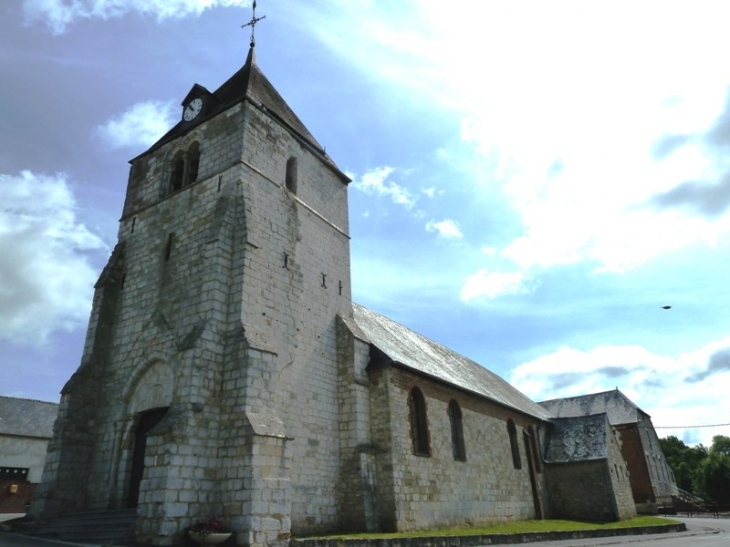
<box><xmin>492</xmin><ymin>517</ymin><xmax>730</xmax><ymax>547</ymax></box>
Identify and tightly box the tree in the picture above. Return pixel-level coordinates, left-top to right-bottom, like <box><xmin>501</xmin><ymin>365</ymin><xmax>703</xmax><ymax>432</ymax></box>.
<box><xmin>659</xmin><ymin>435</ymin><xmax>707</xmax><ymax>494</ymax></box>
<box><xmin>697</xmin><ymin>436</ymin><xmax>730</xmax><ymax>504</ymax></box>
<box><xmin>710</xmin><ymin>435</ymin><xmax>730</xmax><ymax>457</ymax></box>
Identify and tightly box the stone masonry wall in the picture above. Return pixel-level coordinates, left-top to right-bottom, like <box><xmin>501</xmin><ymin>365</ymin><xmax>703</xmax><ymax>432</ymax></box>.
<box><xmin>606</xmin><ymin>426</ymin><xmax>636</xmax><ymax>520</ymax></box>
<box><xmin>236</xmin><ymin>102</ymin><xmax>352</xmax><ymax>537</ymax></box>
<box><xmin>335</xmin><ymin>316</ymin><xmax>379</xmax><ymax>533</ymax></box>
<box><xmin>35</xmin><ymin>79</ymin><xmax>350</xmax><ymax>544</ymax></box>
<box><xmin>545</xmin><ymin>461</ymin><xmax>615</xmax><ymax>521</ymax></box>
<box><xmin>369</xmin><ymin>367</ymin><xmax>548</xmax><ymax>532</ymax></box>
<box><xmin>637</xmin><ymin>413</ymin><xmax>676</xmax><ymax>510</ymax></box>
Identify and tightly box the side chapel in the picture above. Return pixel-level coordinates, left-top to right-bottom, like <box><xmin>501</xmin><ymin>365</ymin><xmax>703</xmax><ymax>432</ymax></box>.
<box><xmin>30</xmin><ymin>18</ymin><xmax>664</xmax><ymax>546</ymax></box>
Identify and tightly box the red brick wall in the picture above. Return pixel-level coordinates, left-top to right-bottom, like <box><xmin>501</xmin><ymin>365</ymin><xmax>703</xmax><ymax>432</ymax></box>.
<box><xmin>615</xmin><ymin>424</ymin><xmax>654</xmax><ymax>505</ymax></box>
<box><xmin>0</xmin><ymin>480</ymin><xmax>35</xmax><ymax>514</ymax></box>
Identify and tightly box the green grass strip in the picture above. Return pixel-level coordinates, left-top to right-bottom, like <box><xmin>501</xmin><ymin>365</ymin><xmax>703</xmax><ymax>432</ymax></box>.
<box><xmin>296</xmin><ymin>516</ymin><xmax>680</xmax><ymax>540</ymax></box>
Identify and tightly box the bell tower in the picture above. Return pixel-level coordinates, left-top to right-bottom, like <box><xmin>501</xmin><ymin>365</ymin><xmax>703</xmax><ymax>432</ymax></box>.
<box><xmin>32</xmin><ymin>26</ymin><xmax>354</xmax><ymax>544</ymax></box>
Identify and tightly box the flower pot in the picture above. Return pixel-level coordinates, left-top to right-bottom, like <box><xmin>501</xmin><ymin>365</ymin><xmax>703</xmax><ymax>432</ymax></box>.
<box><xmin>188</xmin><ymin>531</ymin><xmax>232</xmax><ymax>545</ymax></box>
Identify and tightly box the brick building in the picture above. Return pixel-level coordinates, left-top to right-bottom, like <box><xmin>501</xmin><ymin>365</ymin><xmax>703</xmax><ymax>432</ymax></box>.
<box><xmin>0</xmin><ymin>396</ymin><xmax>58</xmax><ymax>514</ymax></box>
<box><xmin>30</xmin><ymin>42</ymin><xmax>650</xmax><ymax>545</ymax></box>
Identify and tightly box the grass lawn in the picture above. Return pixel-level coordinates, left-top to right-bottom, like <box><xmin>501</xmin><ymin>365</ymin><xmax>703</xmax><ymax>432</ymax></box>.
<box><xmin>296</xmin><ymin>516</ymin><xmax>681</xmax><ymax>540</ymax></box>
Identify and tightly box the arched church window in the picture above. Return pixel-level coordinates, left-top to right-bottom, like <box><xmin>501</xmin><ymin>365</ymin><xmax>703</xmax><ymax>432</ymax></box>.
<box><xmin>168</xmin><ymin>141</ymin><xmax>201</xmax><ymax>194</ymax></box>
<box><xmin>409</xmin><ymin>387</ymin><xmax>429</xmax><ymax>456</ymax></box>
<box><xmin>449</xmin><ymin>400</ymin><xmax>466</xmax><ymax>461</ymax></box>
<box><xmin>285</xmin><ymin>156</ymin><xmax>298</xmax><ymax>194</ymax></box>
<box><xmin>507</xmin><ymin>419</ymin><xmax>521</xmax><ymax>469</ymax></box>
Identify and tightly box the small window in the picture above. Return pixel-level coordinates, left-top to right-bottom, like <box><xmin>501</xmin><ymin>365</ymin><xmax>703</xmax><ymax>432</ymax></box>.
<box><xmin>170</xmin><ymin>152</ymin><xmax>185</xmax><ymax>192</ymax></box>
<box><xmin>187</xmin><ymin>142</ymin><xmax>200</xmax><ymax>184</ymax></box>
<box><xmin>507</xmin><ymin>419</ymin><xmax>521</xmax><ymax>469</ymax></box>
<box><xmin>409</xmin><ymin>387</ymin><xmax>429</xmax><ymax>456</ymax></box>
<box><xmin>449</xmin><ymin>400</ymin><xmax>466</xmax><ymax>461</ymax></box>
<box><xmin>285</xmin><ymin>156</ymin><xmax>298</xmax><ymax>194</ymax></box>
<box><xmin>169</xmin><ymin>142</ymin><xmax>201</xmax><ymax>194</ymax></box>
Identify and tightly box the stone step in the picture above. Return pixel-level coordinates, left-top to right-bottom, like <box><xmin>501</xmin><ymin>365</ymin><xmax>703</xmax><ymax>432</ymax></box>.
<box><xmin>36</xmin><ymin>509</ymin><xmax>137</xmax><ymax>545</ymax></box>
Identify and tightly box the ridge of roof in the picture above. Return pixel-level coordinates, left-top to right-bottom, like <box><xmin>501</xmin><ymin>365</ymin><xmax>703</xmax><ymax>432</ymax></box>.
<box><xmin>351</xmin><ymin>303</ymin><xmax>553</xmax><ymax>421</ymax></box>
<box><xmin>539</xmin><ymin>388</ymin><xmax>642</xmax><ymax>425</ymax></box>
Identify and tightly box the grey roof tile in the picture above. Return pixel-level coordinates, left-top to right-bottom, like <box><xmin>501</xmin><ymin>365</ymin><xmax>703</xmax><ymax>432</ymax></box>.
<box><xmin>0</xmin><ymin>396</ymin><xmax>58</xmax><ymax>439</ymax></box>
<box><xmin>352</xmin><ymin>304</ymin><xmax>553</xmax><ymax>421</ymax></box>
<box><xmin>545</xmin><ymin>414</ymin><xmax>611</xmax><ymax>463</ymax></box>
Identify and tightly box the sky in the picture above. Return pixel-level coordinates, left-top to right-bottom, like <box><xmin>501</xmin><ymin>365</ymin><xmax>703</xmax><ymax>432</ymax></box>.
<box><xmin>2</xmin><ymin>0</ymin><xmax>730</xmax><ymax>447</ymax></box>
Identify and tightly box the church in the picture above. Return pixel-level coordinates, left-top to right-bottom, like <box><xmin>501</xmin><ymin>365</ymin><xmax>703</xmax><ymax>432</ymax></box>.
<box><xmin>29</xmin><ymin>17</ymin><xmax>670</xmax><ymax>547</ymax></box>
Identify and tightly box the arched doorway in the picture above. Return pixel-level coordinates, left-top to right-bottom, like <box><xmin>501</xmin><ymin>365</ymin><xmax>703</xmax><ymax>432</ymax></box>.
<box><xmin>127</xmin><ymin>407</ymin><xmax>168</xmax><ymax>508</ymax></box>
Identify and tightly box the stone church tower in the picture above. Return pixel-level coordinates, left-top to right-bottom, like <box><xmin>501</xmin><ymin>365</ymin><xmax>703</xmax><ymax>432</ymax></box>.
<box><xmin>32</xmin><ymin>42</ymin><xmax>354</xmax><ymax>545</ymax></box>
<box><xmin>31</xmin><ymin>16</ymin><xmax>650</xmax><ymax>546</ymax></box>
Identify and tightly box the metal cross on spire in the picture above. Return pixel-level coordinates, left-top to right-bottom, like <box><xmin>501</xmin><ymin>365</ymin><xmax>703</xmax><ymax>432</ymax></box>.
<box><xmin>242</xmin><ymin>0</ymin><xmax>266</xmax><ymax>48</ymax></box>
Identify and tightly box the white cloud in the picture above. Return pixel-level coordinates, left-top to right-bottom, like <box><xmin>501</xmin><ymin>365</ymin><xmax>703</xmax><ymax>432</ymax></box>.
<box><xmin>0</xmin><ymin>171</ymin><xmax>106</xmax><ymax>344</ymax></box>
<box><xmin>425</xmin><ymin>219</ymin><xmax>462</xmax><ymax>239</ymax></box>
<box><xmin>352</xmin><ymin>166</ymin><xmax>416</xmax><ymax>209</ymax></box>
<box><xmin>509</xmin><ymin>339</ymin><xmax>730</xmax><ymax>446</ymax></box>
<box><xmin>97</xmin><ymin>100</ymin><xmax>177</xmax><ymax>150</ymax></box>
<box><xmin>460</xmin><ymin>268</ymin><xmax>535</xmax><ymax>301</ymax></box>
<box><xmin>301</xmin><ymin>1</ymin><xmax>730</xmax><ymax>274</ymax></box>
<box><xmin>23</xmin><ymin>0</ymin><xmax>251</xmax><ymax>34</ymax></box>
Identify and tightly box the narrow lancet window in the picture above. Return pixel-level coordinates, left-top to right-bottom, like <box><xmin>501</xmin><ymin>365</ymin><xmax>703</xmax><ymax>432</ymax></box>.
<box><xmin>170</xmin><ymin>153</ymin><xmax>185</xmax><ymax>192</ymax></box>
<box><xmin>449</xmin><ymin>400</ymin><xmax>466</xmax><ymax>461</ymax></box>
<box><xmin>187</xmin><ymin>142</ymin><xmax>200</xmax><ymax>184</ymax></box>
<box><xmin>507</xmin><ymin>419</ymin><xmax>521</xmax><ymax>469</ymax></box>
<box><xmin>285</xmin><ymin>156</ymin><xmax>298</xmax><ymax>194</ymax></box>
<box><xmin>409</xmin><ymin>387</ymin><xmax>429</xmax><ymax>456</ymax></box>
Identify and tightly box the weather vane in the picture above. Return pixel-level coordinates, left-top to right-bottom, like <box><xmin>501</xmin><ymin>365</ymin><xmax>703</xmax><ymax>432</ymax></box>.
<box><xmin>242</xmin><ymin>0</ymin><xmax>266</xmax><ymax>48</ymax></box>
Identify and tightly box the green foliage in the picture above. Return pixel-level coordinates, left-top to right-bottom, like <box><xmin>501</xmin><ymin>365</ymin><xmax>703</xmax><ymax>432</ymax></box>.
<box><xmin>710</xmin><ymin>435</ymin><xmax>730</xmax><ymax>457</ymax></box>
<box><xmin>297</xmin><ymin>517</ymin><xmax>679</xmax><ymax>540</ymax></box>
<box><xmin>658</xmin><ymin>435</ymin><xmax>707</xmax><ymax>494</ymax></box>
<box><xmin>698</xmin><ymin>435</ymin><xmax>730</xmax><ymax>504</ymax></box>
<box><xmin>660</xmin><ymin>434</ymin><xmax>730</xmax><ymax>503</ymax></box>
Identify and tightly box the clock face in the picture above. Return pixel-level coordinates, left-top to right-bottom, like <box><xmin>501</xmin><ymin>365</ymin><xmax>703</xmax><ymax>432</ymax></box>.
<box><xmin>183</xmin><ymin>98</ymin><xmax>203</xmax><ymax>121</ymax></box>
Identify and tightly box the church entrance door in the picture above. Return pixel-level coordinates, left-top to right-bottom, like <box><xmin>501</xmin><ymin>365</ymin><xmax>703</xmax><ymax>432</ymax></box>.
<box><xmin>127</xmin><ymin>407</ymin><xmax>168</xmax><ymax>508</ymax></box>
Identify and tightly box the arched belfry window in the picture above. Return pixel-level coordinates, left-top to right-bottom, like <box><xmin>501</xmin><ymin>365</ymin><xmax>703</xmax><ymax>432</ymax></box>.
<box><xmin>187</xmin><ymin>141</ymin><xmax>200</xmax><ymax>184</ymax></box>
<box><xmin>169</xmin><ymin>141</ymin><xmax>201</xmax><ymax>194</ymax></box>
<box><xmin>507</xmin><ymin>419</ymin><xmax>521</xmax><ymax>469</ymax></box>
<box><xmin>449</xmin><ymin>400</ymin><xmax>466</xmax><ymax>461</ymax></box>
<box><xmin>285</xmin><ymin>156</ymin><xmax>298</xmax><ymax>194</ymax></box>
<box><xmin>408</xmin><ymin>387</ymin><xmax>429</xmax><ymax>456</ymax></box>
<box><xmin>170</xmin><ymin>152</ymin><xmax>185</xmax><ymax>192</ymax></box>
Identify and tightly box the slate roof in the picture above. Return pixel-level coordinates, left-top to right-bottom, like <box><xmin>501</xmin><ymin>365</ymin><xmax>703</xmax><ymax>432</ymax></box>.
<box><xmin>539</xmin><ymin>388</ymin><xmax>642</xmax><ymax>425</ymax></box>
<box><xmin>139</xmin><ymin>46</ymin><xmax>346</xmax><ymax>181</ymax></box>
<box><xmin>0</xmin><ymin>396</ymin><xmax>58</xmax><ymax>439</ymax></box>
<box><xmin>352</xmin><ymin>304</ymin><xmax>553</xmax><ymax>421</ymax></box>
<box><xmin>544</xmin><ymin>414</ymin><xmax>611</xmax><ymax>463</ymax></box>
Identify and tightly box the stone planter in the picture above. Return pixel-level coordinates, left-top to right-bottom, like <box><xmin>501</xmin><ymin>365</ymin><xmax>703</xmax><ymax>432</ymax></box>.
<box><xmin>188</xmin><ymin>531</ymin><xmax>232</xmax><ymax>545</ymax></box>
